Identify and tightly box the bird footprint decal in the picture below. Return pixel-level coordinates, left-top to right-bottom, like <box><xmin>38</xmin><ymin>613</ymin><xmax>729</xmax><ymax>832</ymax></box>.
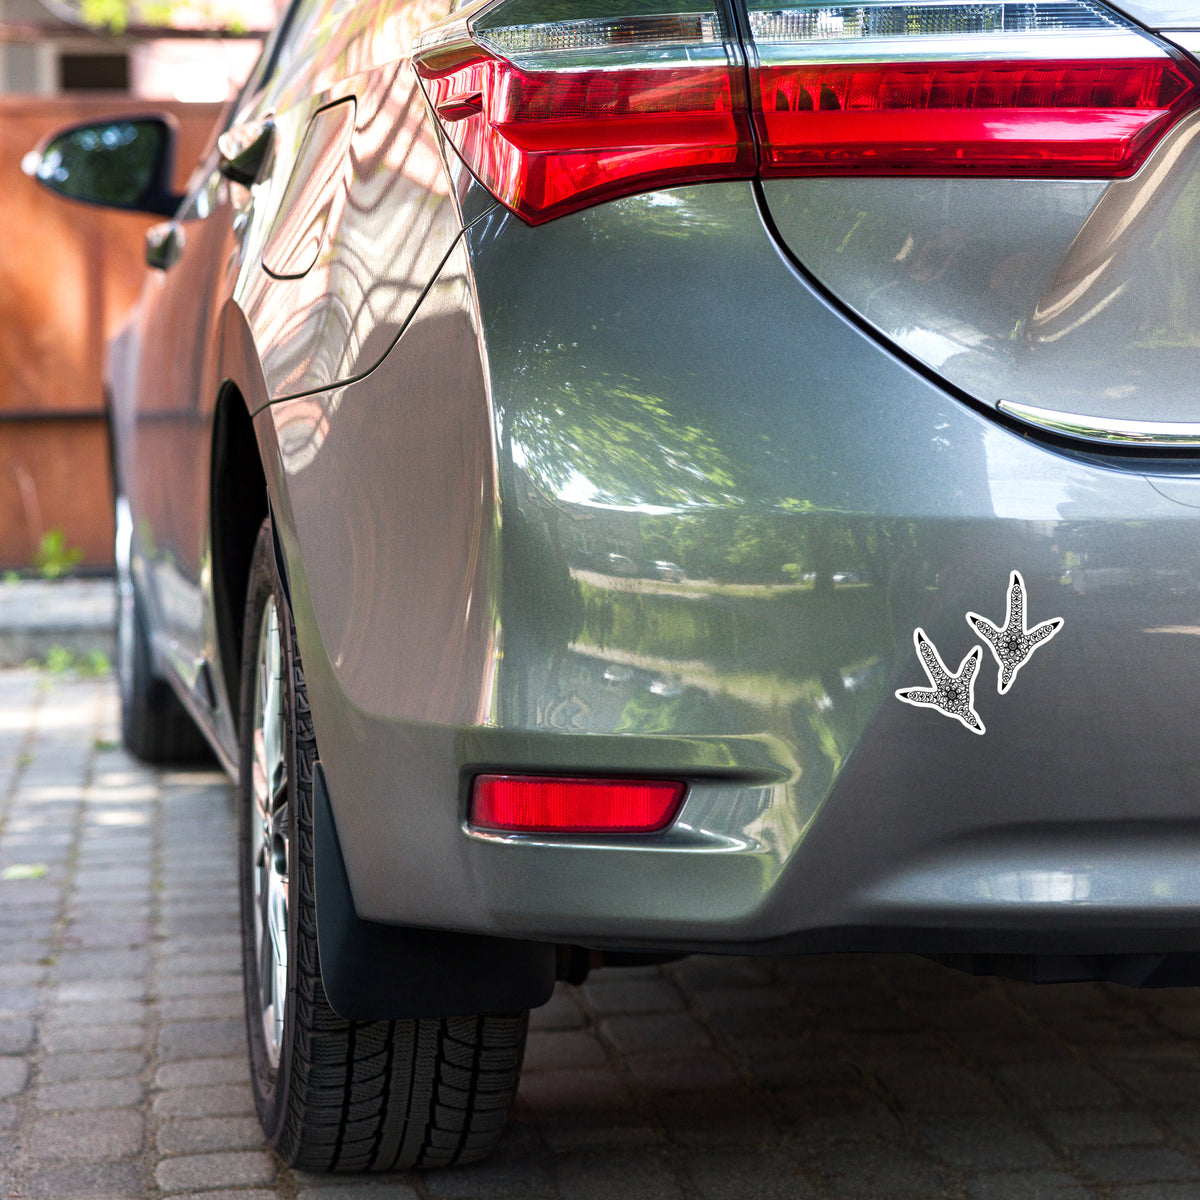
<box><xmin>895</xmin><ymin>629</ymin><xmax>986</xmax><ymax>735</ymax></box>
<box><xmin>966</xmin><ymin>569</ymin><xmax>1063</xmax><ymax>694</ymax></box>
<box><xmin>896</xmin><ymin>570</ymin><xmax>1063</xmax><ymax>734</ymax></box>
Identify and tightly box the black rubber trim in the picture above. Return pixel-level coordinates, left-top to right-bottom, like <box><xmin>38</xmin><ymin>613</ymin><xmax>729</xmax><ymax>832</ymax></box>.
<box><xmin>750</xmin><ymin>178</ymin><xmax>1200</xmax><ymax>467</ymax></box>
<box><xmin>312</xmin><ymin>762</ymin><xmax>556</xmax><ymax>1020</ymax></box>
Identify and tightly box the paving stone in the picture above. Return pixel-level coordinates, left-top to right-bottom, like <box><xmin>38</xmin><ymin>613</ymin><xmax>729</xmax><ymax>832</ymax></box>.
<box><xmin>0</xmin><ymin>1055</ymin><xmax>29</xmax><ymax>1098</ymax></box>
<box><xmin>815</xmin><ymin>1142</ymin><xmax>953</xmax><ymax>1198</ymax></box>
<box><xmin>52</xmin><ymin>979</ymin><xmax>148</xmax><ymax>1005</ymax></box>
<box><xmin>159</xmin><ymin>993</ymin><xmax>244</xmax><ymax>1022</ymax></box>
<box><xmin>39</xmin><ymin>1050</ymin><xmax>146</xmax><ymax>1083</ymax></box>
<box><xmin>995</xmin><ymin>1061</ymin><xmax>1124</xmax><ymax>1109</ymax></box>
<box><xmin>45</xmin><ymin>1001</ymin><xmax>147</xmax><ymax>1028</ymax></box>
<box><xmin>295</xmin><ymin>1186</ymin><xmax>421</xmax><ymax>1199</ymax></box>
<box><xmin>554</xmin><ymin>1150</ymin><xmax>685</xmax><ymax>1200</ymax></box>
<box><xmin>35</xmin><ymin>1077</ymin><xmax>144</xmax><ymax>1110</ymax></box>
<box><xmin>160</xmin><ymin>951</ymin><xmax>240</xmax><ymax>976</ymax></box>
<box><xmin>423</xmin><ymin>1154</ymin><xmax>554</xmax><ymax>1197</ymax></box>
<box><xmin>523</xmin><ymin>1031</ymin><xmax>609</xmax><ymax>1072</ymax></box>
<box><xmin>654</xmin><ymin>1090</ymin><xmax>779</xmax><ymax>1147</ymax></box>
<box><xmin>56</xmin><ymin>948</ymin><xmax>150</xmax><ymax>982</ymax></box>
<box><xmin>0</xmin><ymin>986</ymin><xmax>40</xmax><ymax>1013</ymax></box>
<box><xmin>920</xmin><ymin>1115</ymin><xmax>1058</xmax><ymax>1171</ymax></box>
<box><xmin>1111</xmin><ymin>1186</ymin><xmax>1200</xmax><ymax>1199</ymax></box>
<box><xmin>625</xmin><ymin>1051</ymin><xmax>741</xmax><ymax>1093</ymax></box>
<box><xmin>25</xmin><ymin>1159</ymin><xmax>144</xmax><ymax>1198</ymax></box>
<box><xmin>154</xmin><ymin>1057</ymin><xmax>248</xmax><ymax>1089</ymax></box>
<box><xmin>671</xmin><ymin>958</ymin><xmax>771</xmax><ymax>990</ymax></box>
<box><xmin>154</xmin><ymin>1150</ymin><xmax>275</xmax><ymax>1192</ymax></box>
<box><xmin>0</xmin><ymin>1016</ymin><xmax>35</xmax><ymax>1054</ymax></box>
<box><xmin>519</xmin><ymin>1067</ymin><xmax>633</xmax><ymax>1113</ymax></box>
<box><xmin>0</xmin><ymin>963</ymin><xmax>47</xmax><ymax>988</ymax></box>
<box><xmin>38</xmin><ymin>1022</ymin><xmax>144</xmax><ymax>1054</ymax></box>
<box><xmin>156</xmin><ymin>1116</ymin><xmax>266</xmax><ymax>1154</ymax></box>
<box><xmin>580</xmin><ymin>977</ymin><xmax>685</xmax><ymax>1015</ymax></box>
<box><xmin>1108</xmin><ymin>1064</ymin><xmax>1200</xmax><ymax>1107</ymax></box>
<box><xmin>1045</xmin><ymin>1109</ymin><xmax>1166</xmax><ymax>1146</ymax></box>
<box><xmin>745</xmin><ymin>1050</ymin><xmax>861</xmax><ymax>1090</ymax></box>
<box><xmin>600</xmin><ymin>1013</ymin><xmax>712</xmax><ymax>1056</ymax></box>
<box><xmin>28</xmin><ymin>1109</ymin><xmax>144</xmax><ymax>1160</ymax></box>
<box><xmin>535</xmin><ymin>1113</ymin><xmax>661</xmax><ymax>1153</ymax></box>
<box><xmin>152</xmin><ymin>1082</ymin><xmax>256</xmax><ymax>1117</ymax></box>
<box><xmin>686</xmin><ymin>1149</ymin><xmax>823</xmax><ymax>1199</ymax></box>
<box><xmin>166</xmin><ymin>1192</ymin><xmax>278</xmax><ymax>1200</ymax></box>
<box><xmin>156</xmin><ymin>973</ymin><xmax>242</xmax><ymax>999</ymax></box>
<box><xmin>781</xmin><ymin>1084</ymin><xmax>902</xmax><ymax>1142</ymax></box>
<box><xmin>1076</xmin><ymin>1146</ymin><xmax>1200</xmax><ymax>1183</ymax></box>
<box><xmin>877</xmin><ymin>1058</ymin><xmax>1007</xmax><ymax>1114</ymax></box>
<box><xmin>965</xmin><ymin>1172</ymin><xmax>1091</xmax><ymax>1199</ymax></box>
<box><xmin>156</xmin><ymin>1019</ymin><xmax>245</xmax><ymax>1060</ymax></box>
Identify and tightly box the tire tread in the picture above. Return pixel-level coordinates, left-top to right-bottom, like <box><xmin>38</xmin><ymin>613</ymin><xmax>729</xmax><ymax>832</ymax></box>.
<box><xmin>238</xmin><ymin>521</ymin><xmax>525</xmax><ymax>1173</ymax></box>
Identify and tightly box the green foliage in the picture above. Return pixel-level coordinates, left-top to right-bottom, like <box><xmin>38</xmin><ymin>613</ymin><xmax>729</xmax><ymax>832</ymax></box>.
<box><xmin>35</xmin><ymin>645</ymin><xmax>110</xmax><ymax>676</ymax></box>
<box><xmin>2</xmin><ymin>864</ymin><xmax>48</xmax><ymax>881</ymax></box>
<box><xmin>74</xmin><ymin>0</ymin><xmax>253</xmax><ymax>33</ymax></box>
<box><xmin>34</xmin><ymin>528</ymin><xmax>83</xmax><ymax>580</ymax></box>
<box><xmin>43</xmin><ymin>644</ymin><xmax>75</xmax><ymax>673</ymax></box>
<box><xmin>80</xmin><ymin>0</ymin><xmax>133</xmax><ymax>30</ymax></box>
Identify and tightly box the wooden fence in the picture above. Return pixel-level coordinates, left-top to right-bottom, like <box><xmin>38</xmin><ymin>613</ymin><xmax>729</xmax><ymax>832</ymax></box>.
<box><xmin>0</xmin><ymin>96</ymin><xmax>224</xmax><ymax>571</ymax></box>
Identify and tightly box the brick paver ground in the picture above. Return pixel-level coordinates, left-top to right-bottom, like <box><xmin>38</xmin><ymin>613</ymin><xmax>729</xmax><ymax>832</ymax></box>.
<box><xmin>8</xmin><ymin>669</ymin><xmax>1200</xmax><ymax>1198</ymax></box>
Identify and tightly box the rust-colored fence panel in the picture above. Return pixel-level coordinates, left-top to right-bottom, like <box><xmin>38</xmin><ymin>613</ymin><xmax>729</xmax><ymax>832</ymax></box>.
<box><xmin>0</xmin><ymin>96</ymin><xmax>224</xmax><ymax>571</ymax></box>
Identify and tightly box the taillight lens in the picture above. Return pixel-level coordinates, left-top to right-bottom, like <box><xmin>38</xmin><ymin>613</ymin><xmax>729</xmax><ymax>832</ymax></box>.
<box><xmin>471</xmin><ymin>774</ymin><xmax>686</xmax><ymax>833</ymax></box>
<box><xmin>746</xmin><ymin>1</ymin><xmax>1200</xmax><ymax>176</ymax></box>
<box><xmin>414</xmin><ymin>0</ymin><xmax>1200</xmax><ymax>223</ymax></box>
<box><xmin>413</xmin><ymin>6</ymin><xmax>756</xmax><ymax>224</ymax></box>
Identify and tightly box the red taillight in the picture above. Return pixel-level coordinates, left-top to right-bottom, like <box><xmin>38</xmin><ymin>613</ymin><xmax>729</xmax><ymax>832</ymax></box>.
<box><xmin>471</xmin><ymin>774</ymin><xmax>685</xmax><ymax>834</ymax></box>
<box><xmin>755</xmin><ymin>58</ymin><xmax>1198</xmax><ymax>176</ymax></box>
<box><xmin>413</xmin><ymin>1</ymin><xmax>1200</xmax><ymax>221</ymax></box>
<box><xmin>415</xmin><ymin>50</ymin><xmax>756</xmax><ymax>224</ymax></box>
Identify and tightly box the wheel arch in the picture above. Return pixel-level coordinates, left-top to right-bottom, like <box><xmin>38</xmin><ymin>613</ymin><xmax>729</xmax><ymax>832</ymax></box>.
<box><xmin>210</xmin><ymin>381</ymin><xmax>268</xmax><ymax>731</ymax></box>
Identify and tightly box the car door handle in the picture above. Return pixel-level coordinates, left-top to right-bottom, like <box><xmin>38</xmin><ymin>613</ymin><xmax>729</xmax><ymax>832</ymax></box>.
<box><xmin>145</xmin><ymin>221</ymin><xmax>183</xmax><ymax>271</ymax></box>
<box><xmin>217</xmin><ymin>116</ymin><xmax>275</xmax><ymax>188</ymax></box>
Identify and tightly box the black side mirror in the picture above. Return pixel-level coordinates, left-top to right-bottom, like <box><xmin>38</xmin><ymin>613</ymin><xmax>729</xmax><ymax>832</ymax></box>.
<box><xmin>23</xmin><ymin>116</ymin><xmax>183</xmax><ymax>217</ymax></box>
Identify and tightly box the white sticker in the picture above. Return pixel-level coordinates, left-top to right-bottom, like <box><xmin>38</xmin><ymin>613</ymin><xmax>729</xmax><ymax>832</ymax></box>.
<box><xmin>895</xmin><ymin>628</ymin><xmax>986</xmax><ymax>736</ymax></box>
<box><xmin>966</xmin><ymin>569</ymin><xmax>1063</xmax><ymax>695</ymax></box>
<box><xmin>896</xmin><ymin>570</ymin><xmax>1064</xmax><ymax>735</ymax></box>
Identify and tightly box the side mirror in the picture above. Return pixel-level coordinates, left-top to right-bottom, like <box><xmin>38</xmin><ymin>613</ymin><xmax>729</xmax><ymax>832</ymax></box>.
<box><xmin>23</xmin><ymin>116</ymin><xmax>183</xmax><ymax>217</ymax></box>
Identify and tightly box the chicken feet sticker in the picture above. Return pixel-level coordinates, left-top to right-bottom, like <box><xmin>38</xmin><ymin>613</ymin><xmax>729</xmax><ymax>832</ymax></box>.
<box><xmin>967</xmin><ymin>570</ymin><xmax>1063</xmax><ymax>695</ymax></box>
<box><xmin>895</xmin><ymin>629</ymin><xmax>986</xmax><ymax>735</ymax></box>
<box><xmin>895</xmin><ymin>570</ymin><xmax>1063</xmax><ymax>734</ymax></box>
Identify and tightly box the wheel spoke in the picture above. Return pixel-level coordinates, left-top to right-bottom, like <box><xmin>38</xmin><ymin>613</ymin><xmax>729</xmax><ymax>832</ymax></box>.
<box><xmin>248</xmin><ymin>594</ymin><xmax>289</xmax><ymax>1070</ymax></box>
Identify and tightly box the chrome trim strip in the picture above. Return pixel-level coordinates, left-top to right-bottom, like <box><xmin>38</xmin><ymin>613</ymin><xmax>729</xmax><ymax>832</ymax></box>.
<box><xmin>999</xmin><ymin>400</ymin><xmax>1200</xmax><ymax>446</ymax></box>
<box><xmin>752</xmin><ymin>29</ymin><xmax>1157</xmax><ymax>63</ymax></box>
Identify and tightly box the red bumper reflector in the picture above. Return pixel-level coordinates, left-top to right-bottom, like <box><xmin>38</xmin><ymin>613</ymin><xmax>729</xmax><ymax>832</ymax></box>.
<box><xmin>471</xmin><ymin>775</ymin><xmax>685</xmax><ymax>833</ymax></box>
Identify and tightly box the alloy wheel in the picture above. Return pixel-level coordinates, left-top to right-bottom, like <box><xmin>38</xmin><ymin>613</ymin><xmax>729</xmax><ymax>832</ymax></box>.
<box><xmin>250</xmin><ymin>596</ymin><xmax>289</xmax><ymax>1069</ymax></box>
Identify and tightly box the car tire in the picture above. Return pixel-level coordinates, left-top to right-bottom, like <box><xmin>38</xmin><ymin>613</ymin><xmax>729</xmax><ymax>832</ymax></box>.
<box><xmin>237</xmin><ymin>518</ymin><xmax>528</xmax><ymax>1171</ymax></box>
<box><xmin>115</xmin><ymin>495</ymin><xmax>210</xmax><ymax>763</ymax></box>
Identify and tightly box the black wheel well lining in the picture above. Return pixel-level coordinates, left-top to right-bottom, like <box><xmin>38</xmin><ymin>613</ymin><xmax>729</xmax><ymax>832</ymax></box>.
<box><xmin>210</xmin><ymin>383</ymin><xmax>268</xmax><ymax>728</ymax></box>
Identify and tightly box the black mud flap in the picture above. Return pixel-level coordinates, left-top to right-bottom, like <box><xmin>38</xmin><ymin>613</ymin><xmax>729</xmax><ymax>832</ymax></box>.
<box><xmin>312</xmin><ymin>762</ymin><xmax>556</xmax><ymax>1019</ymax></box>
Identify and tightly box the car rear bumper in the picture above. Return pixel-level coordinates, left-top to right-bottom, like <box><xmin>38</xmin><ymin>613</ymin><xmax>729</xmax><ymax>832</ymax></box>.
<box><xmin>258</xmin><ymin>181</ymin><xmax>1200</xmax><ymax>956</ymax></box>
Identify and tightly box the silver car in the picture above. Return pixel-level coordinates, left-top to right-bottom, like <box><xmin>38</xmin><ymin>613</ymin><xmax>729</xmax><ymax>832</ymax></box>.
<box><xmin>28</xmin><ymin>0</ymin><xmax>1200</xmax><ymax>1171</ymax></box>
